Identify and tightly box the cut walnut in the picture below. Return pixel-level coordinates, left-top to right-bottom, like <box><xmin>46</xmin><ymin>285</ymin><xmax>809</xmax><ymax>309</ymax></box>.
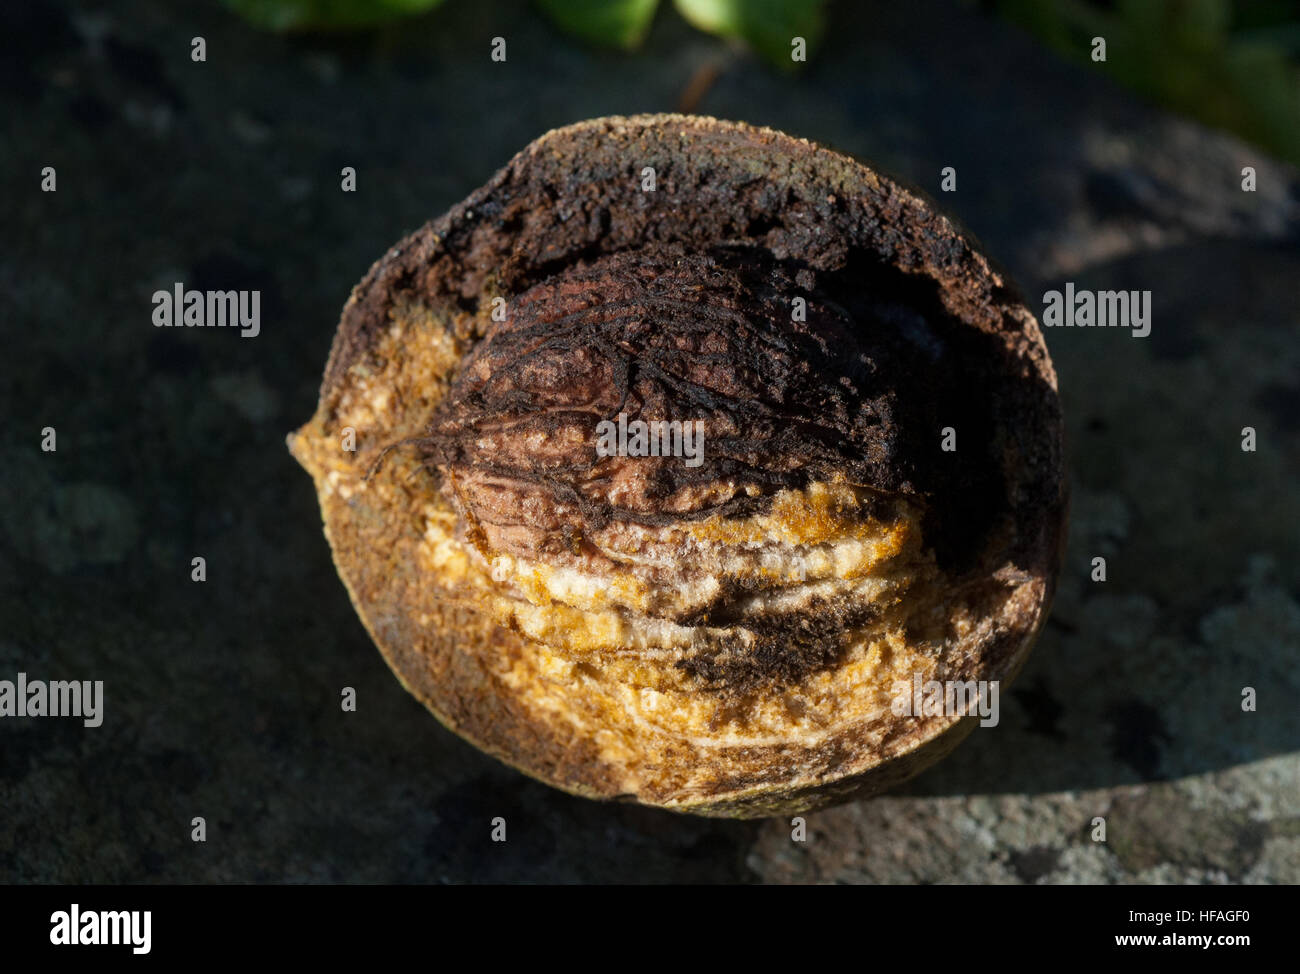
<box><xmin>289</xmin><ymin>115</ymin><xmax>1066</xmax><ymax>817</ymax></box>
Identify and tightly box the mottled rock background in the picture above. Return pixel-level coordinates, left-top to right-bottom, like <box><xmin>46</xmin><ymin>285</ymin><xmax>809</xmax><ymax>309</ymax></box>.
<box><xmin>2</xmin><ymin>0</ymin><xmax>1296</xmax><ymax>883</ymax></box>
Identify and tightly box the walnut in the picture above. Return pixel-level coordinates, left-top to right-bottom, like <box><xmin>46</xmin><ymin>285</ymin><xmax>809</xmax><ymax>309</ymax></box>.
<box><xmin>289</xmin><ymin>114</ymin><xmax>1066</xmax><ymax>817</ymax></box>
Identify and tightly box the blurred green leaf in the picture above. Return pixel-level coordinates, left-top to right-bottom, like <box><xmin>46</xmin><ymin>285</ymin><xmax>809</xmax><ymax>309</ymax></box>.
<box><xmin>536</xmin><ymin>0</ymin><xmax>661</xmax><ymax>50</ymax></box>
<box><xmin>222</xmin><ymin>0</ymin><xmax>445</xmax><ymax>31</ymax></box>
<box><xmin>995</xmin><ymin>0</ymin><xmax>1300</xmax><ymax>167</ymax></box>
<box><xmin>674</xmin><ymin>0</ymin><xmax>827</xmax><ymax>70</ymax></box>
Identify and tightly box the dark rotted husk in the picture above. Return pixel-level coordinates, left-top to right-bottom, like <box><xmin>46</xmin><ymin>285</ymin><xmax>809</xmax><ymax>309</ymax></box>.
<box><xmin>292</xmin><ymin>115</ymin><xmax>1066</xmax><ymax>817</ymax></box>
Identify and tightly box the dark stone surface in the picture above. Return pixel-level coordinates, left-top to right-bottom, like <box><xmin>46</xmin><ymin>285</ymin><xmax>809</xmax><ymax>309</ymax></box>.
<box><xmin>1</xmin><ymin>0</ymin><xmax>1296</xmax><ymax>882</ymax></box>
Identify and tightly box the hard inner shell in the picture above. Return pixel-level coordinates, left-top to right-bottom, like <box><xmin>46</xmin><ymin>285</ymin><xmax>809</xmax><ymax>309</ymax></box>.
<box><xmin>289</xmin><ymin>114</ymin><xmax>1066</xmax><ymax>817</ymax></box>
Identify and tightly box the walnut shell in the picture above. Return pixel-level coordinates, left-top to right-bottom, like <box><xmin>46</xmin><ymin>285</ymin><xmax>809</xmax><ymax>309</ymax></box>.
<box><xmin>289</xmin><ymin>114</ymin><xmax>1066</xmax><ymax>818</ymax></box>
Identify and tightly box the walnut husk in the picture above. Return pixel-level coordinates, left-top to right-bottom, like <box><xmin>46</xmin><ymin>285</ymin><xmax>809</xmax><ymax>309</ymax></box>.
<box><xmin>289</xmin><ymin>114</ymin><xmax>1066</xmax><ymax>818</ymax></box>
